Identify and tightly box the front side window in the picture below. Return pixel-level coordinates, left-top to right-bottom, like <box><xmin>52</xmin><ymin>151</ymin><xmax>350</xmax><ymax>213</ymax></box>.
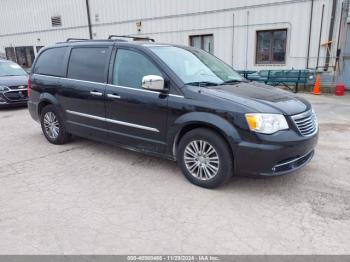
<box><xmin>112</xmin><ymin>49</ymin><xmax>162</xmax><ymax>89</ymax></box>
<box><xmin>0</xmin><ymin>61</ymin><xmax>27</xmax><ymax>77</ymax></box>
<box><xmin>67</xmin><ymin>47</ymin><xmax>109</xmax><ymax>83</ymax></box>
<box><xmin>150</xmin><ymin>46</ymin><xmax>243</xmax><ymax>85</ymax></box>
<box><xmin>256</xmin><ymin>29</ymin><xmax>287</xmax><ymax>64</ymax></box>
<box><xmin>34</xmin><ymin>47</ymin><xmax>67</xmax><ymax>76</ymax></box>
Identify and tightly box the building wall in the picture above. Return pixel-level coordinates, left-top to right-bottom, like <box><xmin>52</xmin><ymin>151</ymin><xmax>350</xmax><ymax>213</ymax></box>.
<box><xmin>0</xmin><ymin>0</ymin><xmax>344</xmax><ymax>71</ymax></box>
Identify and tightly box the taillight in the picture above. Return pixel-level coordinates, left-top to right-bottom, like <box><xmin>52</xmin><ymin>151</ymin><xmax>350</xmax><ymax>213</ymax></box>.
<box><xmin>27</xmin><ymin>78</ymin><xmax>31</xmax><ymax>97</ymax></box>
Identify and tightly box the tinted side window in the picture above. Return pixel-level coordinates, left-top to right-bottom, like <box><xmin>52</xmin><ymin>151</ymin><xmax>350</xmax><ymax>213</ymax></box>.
<box><xmin>113</xmin><ymin>49</ymin><xmax>162</xmax><ymax>89</ymax></box>
<box><xmin>34</xmin><ymin>47</ymin><xmax>67</xmax><ymax>76</ymax></box>
<box><xmin>67</xmin><ymin>47</ymin><xmax>109</xmax><ymax>83</ymax></box>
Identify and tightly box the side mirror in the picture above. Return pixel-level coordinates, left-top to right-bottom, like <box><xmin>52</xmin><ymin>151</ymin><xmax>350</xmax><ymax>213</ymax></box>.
<box><xmin>142</xmin><ymin>75</ymin><xmax>165</xmax><ymax>91</ymax></box>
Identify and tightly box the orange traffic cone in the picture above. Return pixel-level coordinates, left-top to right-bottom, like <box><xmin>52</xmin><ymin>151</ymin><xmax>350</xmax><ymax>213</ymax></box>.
<box><xmin>312</xmin><ymin>74</ymin><xmax>321</xmax><ymax>95</ymax></box>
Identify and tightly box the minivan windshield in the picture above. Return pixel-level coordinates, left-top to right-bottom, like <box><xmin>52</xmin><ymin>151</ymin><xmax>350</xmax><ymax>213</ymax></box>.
<box><xmin>0</xmin><ymin>61</ymin><xmax>27</xmax><ymax>77</ymax></box>
<box><xmin>150</xmin><ymin>46</ymin><xmax>244</xmax><ymax>86</ymax></box>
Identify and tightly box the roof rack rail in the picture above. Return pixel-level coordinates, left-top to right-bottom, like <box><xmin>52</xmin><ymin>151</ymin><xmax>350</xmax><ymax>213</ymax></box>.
<box><xmin>108</xmin><ymin>35</ymin><xmax>155</xmax><ymax>42</ymax></box>
<box><xmin>66</xmin><ymin>38</ymin><xmax>90</xmax><ymax>42</ymax></box>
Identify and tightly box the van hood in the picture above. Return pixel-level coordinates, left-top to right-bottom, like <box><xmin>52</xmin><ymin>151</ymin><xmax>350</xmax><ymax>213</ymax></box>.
<box><xmin>201</xmin><ymin>81</ymin><xmax>310</xmax><ymax>115</ymax></box>
<box><xmin>0</xmin><ymin>75</ymin><xmax>28</xmax><ymax>87</ymax></box>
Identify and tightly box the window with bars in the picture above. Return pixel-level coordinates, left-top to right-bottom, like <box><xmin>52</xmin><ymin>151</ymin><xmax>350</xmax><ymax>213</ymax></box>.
<box><xmin>256</xmin><ymin>29</ymin><xmax>287</xmax><ymax>64</ymax></box>
<box><xmin>189</xmin><ymin>34</ymin><xmax>214</xmax><ymax>54</ymax></box>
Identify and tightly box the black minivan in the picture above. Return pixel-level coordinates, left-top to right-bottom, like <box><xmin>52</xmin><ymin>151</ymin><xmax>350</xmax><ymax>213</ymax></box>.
<box><xmin>28</xmin><ymin>37</ymin><xmax>318</xmax><ymax>188</ymax></box>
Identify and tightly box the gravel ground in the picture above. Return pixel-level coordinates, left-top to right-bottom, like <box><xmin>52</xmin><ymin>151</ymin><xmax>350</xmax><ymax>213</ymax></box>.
<box><xmin>0</xmin><ymin>93</ymin><xmax>349</xmax><ymax>254</ymax></box>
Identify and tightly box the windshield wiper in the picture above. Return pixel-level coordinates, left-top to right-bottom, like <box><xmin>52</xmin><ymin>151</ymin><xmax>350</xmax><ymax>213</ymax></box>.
<box><xmin>219</xmin><ymin>79</ymin><xmax>244</xmax><ymax>85</ymax></box>
<box><xmin>185</xmin><ymin>81</ymin><xmax>219</xmax><ymax>87</ymax></box>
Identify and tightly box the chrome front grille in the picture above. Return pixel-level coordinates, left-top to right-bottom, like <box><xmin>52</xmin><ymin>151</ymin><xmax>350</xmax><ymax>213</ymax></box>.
<box><xmin>3</xmin><ymin>89</ymin><xmax>28</xmax><ymax>101</ymax></box>
<box><xmin>291</xmin><ymin>109</ymin><xmax>318</xmax><ymax>136</ymax></box>
<box><xmin>9</xmin><ymin>85</ymin><xmax>27</xmax><ymax>90</ymax></box>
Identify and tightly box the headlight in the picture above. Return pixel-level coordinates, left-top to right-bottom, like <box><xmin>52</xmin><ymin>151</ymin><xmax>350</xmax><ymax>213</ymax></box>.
<box><xmin>245</xmin><ymin>113</ymin><xmax>289</xmax><ymax>134</ymax></box>
<box><xmin>0</xmin><ymin>86</ymin><xmax>10</xmax><ymax>91</ymax></box>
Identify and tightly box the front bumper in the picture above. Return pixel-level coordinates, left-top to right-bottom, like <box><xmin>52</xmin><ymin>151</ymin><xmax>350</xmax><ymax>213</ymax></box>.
<box><xmin>0</xmin><ymin>90</ymin><xmax>28</xmax><ymax>108</ymax></box>
<box><xmin>234</xmin><ymin>130</ymin><xmax>318</xmax><ymax>176</ymax></box>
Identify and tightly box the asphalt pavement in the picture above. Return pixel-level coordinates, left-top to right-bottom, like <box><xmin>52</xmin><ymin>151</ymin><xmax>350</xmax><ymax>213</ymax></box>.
<box><xmin>0</xmin><ymin>93</ymin><xmax>349</xmax><ymax>254</ymax></box>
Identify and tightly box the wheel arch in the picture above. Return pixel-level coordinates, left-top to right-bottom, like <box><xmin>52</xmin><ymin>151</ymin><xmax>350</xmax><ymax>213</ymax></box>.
<box><xmin>169</xmin><ymin>112</ymin><xmax>241</xmax><ymax>161</ymax></box>
<box><xmin>37</xmin><ymin>93</ymin><xmax>59</xmax><ymax>116</ymax></box>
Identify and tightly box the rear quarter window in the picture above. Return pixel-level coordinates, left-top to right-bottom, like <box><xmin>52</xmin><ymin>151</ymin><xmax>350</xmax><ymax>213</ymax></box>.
<box><xmin>67</xmin><ymin>47</ymin><xmax>109</xmax><ymax>83</ymax></box>
<box><xmin>34</xmin><ymin>47</ymin><xmax>67</xmax><ymax>77</ymax></box>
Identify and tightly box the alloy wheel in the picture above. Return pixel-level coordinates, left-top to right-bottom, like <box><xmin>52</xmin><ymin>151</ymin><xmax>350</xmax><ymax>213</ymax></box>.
<box><xmin>43</xmin><ymin>112</ymin><xmax>60</xmax><ymax>140</ymax></box>
<box><xmin>184</xmin><ymin>140</ymin><xmax>220</xmax><ymax>180</ymax></box>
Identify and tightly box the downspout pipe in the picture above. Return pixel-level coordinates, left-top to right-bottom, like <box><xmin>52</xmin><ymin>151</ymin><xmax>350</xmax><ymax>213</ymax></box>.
<box><xmin>306</xmin><ymin>0</ymin><xmax>314</xmax><ymax>69</ymax></box>
<box><xmin>231</xmin><ymin>13</ymin><xmax>235</xmax><ymax>67</ymax></box>
<box><xmin>316</xmin><ymin>4</ymin><xmax>325</xmax><ymax>70</ymax></box>
<box><xmin>334</xmin><ymin>1</ymin><xmax>344</xmax><ymax>75</ymax></box>
<box><xmin>324</xmin><ymin>0</ymin><xmax>337</xmax><ymax>71</ymax></box>
<box><xmin>85</xmin><ymin>0</ymin><xmax>93</xmax><ymax>39</ymax></box>
<box><xmin>336</xmin><ymin>2</ymin><xmax>344</xmax><ymax>52</ymax></box>
<box><xmin>245</xmin><ymin>11</ymin><xmax>249</xmax><ymax>70</ymax></box>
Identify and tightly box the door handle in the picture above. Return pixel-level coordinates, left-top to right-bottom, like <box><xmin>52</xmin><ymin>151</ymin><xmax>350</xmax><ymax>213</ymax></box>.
<box><xmin>90</xmin><ymin>91</ymin><xmax>103</xmax><ymax>96</ymax></box>
<box><xmin>107</xmin><ymin>93</ymin><xmax>121</xmax><ymax>99</ymax></box>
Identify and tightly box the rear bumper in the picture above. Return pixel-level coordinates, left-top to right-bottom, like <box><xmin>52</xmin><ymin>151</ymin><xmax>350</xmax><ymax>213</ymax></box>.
<box><xmin>234</xmin><ymin>130</ymin><xmax>318</xmax><ymax>176</ymax></box>
<box><xmin>28</xmin><ymin>100</ymin><xmax>40</xmax><ymax>122</ymax></box>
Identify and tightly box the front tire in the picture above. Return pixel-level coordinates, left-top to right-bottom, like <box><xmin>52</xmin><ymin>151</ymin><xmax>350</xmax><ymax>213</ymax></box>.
<box><xmin>177</xmin><ymin>128</ymin><xmax>233</xmax><ymax>188</ymax></box>
<box><xmin>40</xmin><ymin>105</ymin><xmax>70</xmax><ymax>145</ymax></box>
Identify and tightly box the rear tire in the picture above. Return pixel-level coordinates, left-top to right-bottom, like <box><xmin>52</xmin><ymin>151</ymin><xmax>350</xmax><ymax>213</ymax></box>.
<box><xmin>177</xmin><ymin>128</ymin><xmax>233</xmax><ymax>188</ymax></box>
<box><xmin>40</xmin><ymin>105</ymin><xmax>70</xmax><ymax>145</ymax></box>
